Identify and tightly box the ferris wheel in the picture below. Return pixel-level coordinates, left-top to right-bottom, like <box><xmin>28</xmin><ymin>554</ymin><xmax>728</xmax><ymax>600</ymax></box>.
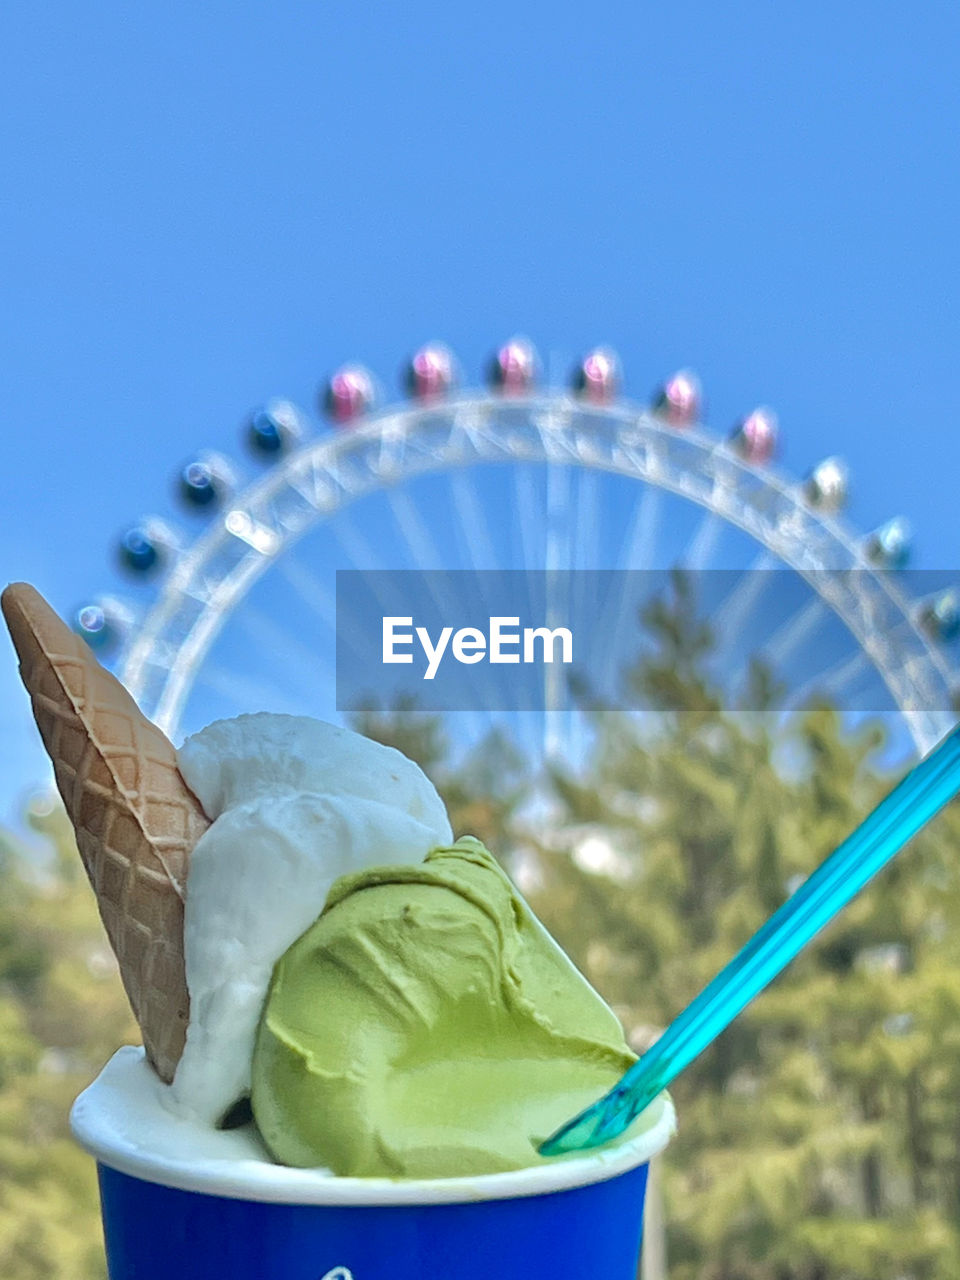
<box><xmin>74</xmin><ymin>338</ymin><xmax>959</xmax><ymax>765</ymax></box>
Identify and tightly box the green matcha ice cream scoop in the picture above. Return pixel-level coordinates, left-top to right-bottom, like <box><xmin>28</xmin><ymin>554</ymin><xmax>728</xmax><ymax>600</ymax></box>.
<box><xmin>250</xmin><ymin>836</ymin><xmax>638</xmax><ymax>1177</ymax></box>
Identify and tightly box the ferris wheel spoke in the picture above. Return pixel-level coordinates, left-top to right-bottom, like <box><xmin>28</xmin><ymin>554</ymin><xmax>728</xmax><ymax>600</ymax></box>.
<box><xmin>286</xmin><ymin>553</ymin><xmax>382</xmax><ymax>661</ymax></box>
<box><xmin>589</xmin><ymin>569</ymin><xmax>638</xmax><ymax>704</ymax></box>
<box><xmin>543</xmin><ymin>462</ymin><xmax>575</xmax><ymax>761</ymax></box>
<box><xmin>760</xmin><ymin>596</ymin><xmax>829</xmax><ymax>667</ymax></box>
<box><xmin>448</xmin><ymin>467</ymin><xmax>526</xmax><ymax>713</ymax></box>
<box><xmin>592</xmin><ymin>486</ymin><xmax>663</xmax><ymax>695</ymax></box>
<box><xmin>384</xmin><ymin>485</ymin><xmax>476</xmax><ymax>666</ymax></box>
<box><xmin>510</xmin><ymin>462</ymin><xmax>553</xmax><ymax>760</ymax></box>
<box><xmin>385</xmin><ymin>487</ymin><xmax>496</xmax><ymax>741</ymax></box>
<box><xmin>387</xmin><ymin>487</ymin><xmax>444</xmax><ymax>569</ymax></box>
<box><xmin>386</xmin><ymin>485</ymin><xmax>472</xmax><ymax>625</ymax></box>
<box><xmin>275</xmin><ymin>556</ymin><xmax>336</xmax><ymax>630</ymax></box>
<box><xmin>328</xmin><ymin>511</ymin><xmax>387</xmax><ymax>571</ymax></box>
<box><xmin>780</xmin><ymin>648</ymin><xmax>872</xmax><ymax>713</ymax></box>
<box><xmin>566</xmin><ymin>466</ymin><xmax>601</xmax><ymax>764</ymax></box>
<box><xmin>617</xmin><ymin>483</ymin><xmax>662</xmax><ymax>572</ymax></box>
<box><xmin>710</xmin><ymin>550</ymin><xmax>780</xmax><ymax>656</ymax></box>
<box><xmin>450</xmin><ymin>468</ymin><xmax>498</xmax><ymax>571</ymax></box>
<box><xmin>680</xmin><ymin>509</ymin><xmax>724</xmax><ymax>574</ymax></box>
<box><xmin>569</xmin><ymin>467</ymin><xmax>602</xmax><ymax>761</ymax></box>
<box><xmin>514</xmin><ymin>464</ymin><xmax>545</xmax><ymax>574</ymax></box>
<box><xmin>545</xmin><ymin>461</ymin><xmax>572</xmax><ymax>574</ymax></box>
<box><xmin>323</xmin><ymin>507</ymin><xmax>418</xmax><ymax>625</ymax></box>
<box><xmin>234</xmin><ymin>602</ymin><xmax>335</xmax><ymax>692</ymax></box>
<box><xmin>572</xmin><ymin>468</ymin><xmax>601</xmax><ymax>570</ymax></box>
<box><xmin>271</xmin><ymin>546</ymin><xmax>375</xmax><ymax>662</ymax></box>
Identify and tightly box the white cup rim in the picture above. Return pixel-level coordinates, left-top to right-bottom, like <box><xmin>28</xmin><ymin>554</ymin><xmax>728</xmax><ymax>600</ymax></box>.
<box><xmin>71</xmin><ymin>1047</ymin><xmax>676</xmax><ymax>1206</ymax></box>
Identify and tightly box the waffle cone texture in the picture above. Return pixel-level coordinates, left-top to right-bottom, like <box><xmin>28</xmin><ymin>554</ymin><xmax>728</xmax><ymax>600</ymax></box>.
<box><xmin>1</xmin><ymin>583</ymin><xmax>210</xmax><ymax>1082</ymax></box>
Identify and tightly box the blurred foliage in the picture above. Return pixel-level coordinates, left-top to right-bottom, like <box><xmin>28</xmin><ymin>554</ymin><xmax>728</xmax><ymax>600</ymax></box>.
<box><xmin>0</xmin><ymin>803</ymin><xmax>138</xmax><ymax>1280</ymax></box>
<box><xmin>3</xmin><ymin>572</ymin><xmax>960</xmax><ymax>1277</ymax></box>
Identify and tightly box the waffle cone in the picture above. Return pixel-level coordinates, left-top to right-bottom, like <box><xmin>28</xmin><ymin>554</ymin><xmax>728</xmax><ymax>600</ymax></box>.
<box><xmin>1</xmin><ymin>583</ymin><xmax>210</xmax><ymax>1082</ymax></box>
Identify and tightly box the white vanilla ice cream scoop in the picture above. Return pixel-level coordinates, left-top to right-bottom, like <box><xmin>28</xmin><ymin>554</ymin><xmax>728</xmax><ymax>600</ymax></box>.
<box><xmin>168</xmin><ymin>713</ymin><xmax>452</xmax><ymax>1124</ymax></box>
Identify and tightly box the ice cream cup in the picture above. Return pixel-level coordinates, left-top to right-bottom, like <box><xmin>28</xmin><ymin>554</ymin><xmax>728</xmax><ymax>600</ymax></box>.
<box><xmin>72</xmin><ymin>1047</ymin><xmax>676</xmax><ymax>1280</ymax></box>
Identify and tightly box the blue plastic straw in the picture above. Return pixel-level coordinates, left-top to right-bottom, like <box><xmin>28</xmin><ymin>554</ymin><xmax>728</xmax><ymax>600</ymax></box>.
<box><xmin>540</xmin><ymin>721</ymin><xmax>960</xmax><ymax>1156</ymax></box>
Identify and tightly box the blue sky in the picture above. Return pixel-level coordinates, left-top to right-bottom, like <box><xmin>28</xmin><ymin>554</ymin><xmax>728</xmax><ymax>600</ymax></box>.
<box><xmin>3</xmin><ymin>1</ymin><xmax>960</xmax><ymax>821</ymax></box>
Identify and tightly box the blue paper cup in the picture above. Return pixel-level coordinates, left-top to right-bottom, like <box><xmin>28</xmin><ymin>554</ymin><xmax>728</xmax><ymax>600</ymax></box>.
<box><xmin>72</xmin><ymin>1048</ymin><xmax>675</xmax><ymax>1280</ymax></box>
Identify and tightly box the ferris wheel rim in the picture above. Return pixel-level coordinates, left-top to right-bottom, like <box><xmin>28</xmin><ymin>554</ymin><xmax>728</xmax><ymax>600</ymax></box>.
<box><xmin>117</xmin><ymin>390</ymin><xmax>954</xmax><ymax>751</ymax></box>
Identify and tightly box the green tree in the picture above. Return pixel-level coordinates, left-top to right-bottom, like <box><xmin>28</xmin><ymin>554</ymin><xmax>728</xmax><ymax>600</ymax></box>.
<box><xmin>0</xmin><ymin>802</ymin><xmax>138</xmax><ymax>1280</ymax></box>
